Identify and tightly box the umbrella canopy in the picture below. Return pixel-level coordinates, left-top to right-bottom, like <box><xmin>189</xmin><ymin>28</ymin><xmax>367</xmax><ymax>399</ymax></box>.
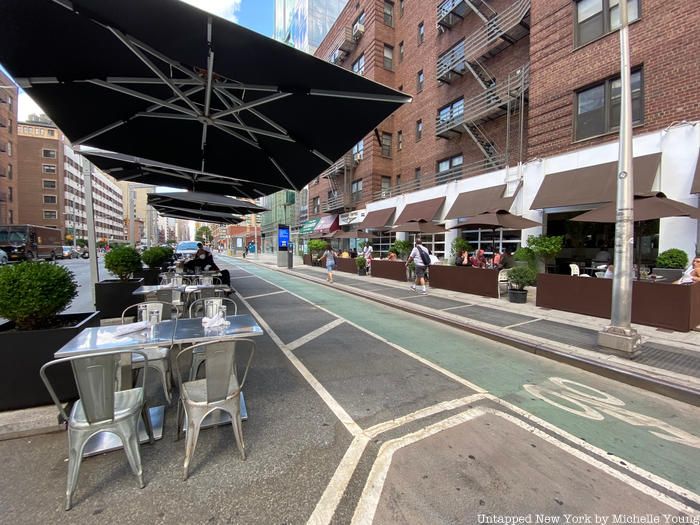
<box><xmin>450</xmin><ymin>210</ymin><xmax>541</xmax><ymax>230</ymax></box>
<box><xmin>0</xmin><ymin>0</ymin><xmax>410</xmax><ymax>191</ymax></box>
<box><xmin>333</xmin><ymin>230</ymin><xmax>379</xmax><ymax>239</ymax></box>
<box><xmin>571</xmin><ymin>193</ymin><xmax>700</xmax><ymax>223</ymax></box>
<box><xmin>147</xmin><ymin>191</ymin><xmax>266</xmax><ymax>215</ymax></box>
<box><xmin>82</xmin><ymin>149</ymin><xmax>286</xmax><ymax>198</ymax></box>
<box><xmin>392</xmin><ymin>223</ymin><xmax>446</xmax><ymax>234</ymax></box>
<box><xmin>151</xmin><ymin>204</ymin><xmax>243</xmax><ymax>224</ymax></box>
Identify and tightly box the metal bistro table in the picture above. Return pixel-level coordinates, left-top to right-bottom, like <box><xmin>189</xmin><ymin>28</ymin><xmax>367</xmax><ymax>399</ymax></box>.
<box><xmin>55</xmin><ymin>322</ymin><xmax>176</xmax><ymax>456</ymax></box>
<box><xmin>169</xmin><ymin>315</ymin><xmax>263</xmax><ymax>428</ymax></box>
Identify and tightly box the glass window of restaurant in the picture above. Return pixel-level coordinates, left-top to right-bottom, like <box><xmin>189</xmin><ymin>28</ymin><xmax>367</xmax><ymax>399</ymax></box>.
<box><xmin>372</xmin><ymin>231</ymin><xmax>396</xmax><ymax>258</ymax></box>
<box><xmin>460</xmin><ymin>229</ymin><xmax>522</xmax><ymax>256</ymax></box>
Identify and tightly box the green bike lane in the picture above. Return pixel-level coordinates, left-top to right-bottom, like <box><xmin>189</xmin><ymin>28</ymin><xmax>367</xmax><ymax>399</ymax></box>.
<box><xmin>223</xmin><ymin>257</ymin><xmax>700</xmax><ymax>499</ymax></box>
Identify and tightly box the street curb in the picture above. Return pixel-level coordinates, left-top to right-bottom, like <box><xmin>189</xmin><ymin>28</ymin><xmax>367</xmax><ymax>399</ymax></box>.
<box><xmin>232</xmin><ymin>257</ymin><xmax>700</xmax><ymax>407</ymax></box>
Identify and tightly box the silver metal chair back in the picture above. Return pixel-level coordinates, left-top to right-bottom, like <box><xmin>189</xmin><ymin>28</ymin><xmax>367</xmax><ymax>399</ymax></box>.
<box><xmin>122</xmin><ymin>301</ymin><xmax>176</xmax><ymax>324</ymax></box>
<box><xmin>198</xmin><ymin>276</ymin><xmax>213</xmax><ymax>286</ymax></box>
<box><xmin>70</xmin><ymin>354</ymin><xmax>119</xmax><ymax>424</ymax></box>
<box><xmin>189</xmin><ymin>297</ymin><xmax>238</xmax><ymax>318</ymax></box>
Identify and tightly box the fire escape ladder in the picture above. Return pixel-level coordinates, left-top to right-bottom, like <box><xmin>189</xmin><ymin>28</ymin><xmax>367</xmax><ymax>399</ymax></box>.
<box><xmin>462</xmin><ymin>0</ymin><xmax>531</xmax><ymax>62</ymax></box>
<box><xmin>465</xmin><ymin>59</ymin><xmax>496</xmax><ymax>90</ymax></box>
<box><xmin>463</xmin><ymin>122</ymin><xmax>502</xmax><ymax>169</ymax></box>
<box><xmin>465</xmin><ymin>0</ymin><xmax>497</xmax><ymax>23</ymax></box>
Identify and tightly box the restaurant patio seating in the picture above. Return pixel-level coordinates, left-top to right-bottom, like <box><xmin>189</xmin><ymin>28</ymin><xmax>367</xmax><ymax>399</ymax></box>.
<box><xmin>121</xmin><ymin>302</ymin><xmax>177</xmax><ymax>404</ymax></box>
<box><xmin>174</xmin><ymin>339</ymin><xmax>256</xmax><ymax>480</ymax></box>
<box><xmin>40</xmin><ymin>349</ymin><xmax>154</xmax><ymax>510</ymax></box>
<box><xmin>188</xmin><ymin>298</ymin><xmax>239</xmax><ymax>381</ymax></box>
<box><xmin>569</xmin><ymin>264</ymin><xmax>580</xmax><ymax>276</ymax></box>
<box><xmin>497</xmin><ymin>269</ymin><xmax>511</xmax><ymax>298</ymax></box>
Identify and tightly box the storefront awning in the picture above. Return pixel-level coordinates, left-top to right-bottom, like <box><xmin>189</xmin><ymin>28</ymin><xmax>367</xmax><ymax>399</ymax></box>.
<box><xmin>359</xmin><ymin>207</ymin><xmax>396</xmax><ymax>229</ymax></box>
<box><xmin>530</xmin><ymin>153</ymin><xmax>661</xmax><ymax>209</ymax></box>
<box><xmin>394</xmin><ymin>197</ymin><xmax>446</xmax><ymax>224</ymax></box>
<box><xmin>299</xmin><ymin>218</ymin><xmax>320</xmax><ymax>235</ymax></box>
<box><xmin>444</xmin><ymin>184</ymin><xmax>512</xmax><ymax>220</ymax></box>
<box><xmin>691</xmin><ymin>151</ymin><xmax>700</xmax><ymax>194</ymax></box>
<box><xmin>314</xmin><ymin>215</ymin><xmax>339</xmax><ymax>234</ymax></box>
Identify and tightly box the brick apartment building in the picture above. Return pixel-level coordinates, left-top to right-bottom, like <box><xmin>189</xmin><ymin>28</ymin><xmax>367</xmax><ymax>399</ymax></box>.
<box><xmin>0</xmin><ymin>71</ymin><xmax>18</xmax><ymax>225</ymax></box>
<box><xmin>304</xmin><ymin>0</ymin><xmax>700</xmax><ymax>264</ymax></box>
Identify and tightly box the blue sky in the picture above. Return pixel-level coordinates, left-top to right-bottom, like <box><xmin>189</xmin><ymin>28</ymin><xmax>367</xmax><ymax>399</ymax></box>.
<box><xmin>183</xmin><ymin>0</ymin><xmax>274</xmax><ymax>36</ymax></box>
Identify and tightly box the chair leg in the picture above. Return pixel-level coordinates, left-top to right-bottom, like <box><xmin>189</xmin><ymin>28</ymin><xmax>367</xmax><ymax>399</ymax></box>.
<box><xmin>65</xmin><ymin>428</ymin><xmax>88</xmax><ymax>511</ymax></box>
<box><xmin>183</xmin><ymin>413</ymin><xmax>202</xmax><ymax>480</ymax></box>
<box><xmin>119</xmin><ymin>425</ymin><xmax>145</xmax><ymax>489</ymax></box>
<box><xmin>232</xmin><ymin>412</ymin><xmax>246</xmax><ymax>460</ymax></box>
<box><xmin>142</xmin><ymin>404</ymin><xmax>155</xmax><ymax>445</ymax></box>
<box><xmin>156</xmin><ymin>362</ymin><xmax>172</xmax><ymax>404</ymax></box>
<box><xmin>175</xmin><ymin>399</ymin><xmax>184</xmax><ymax>442</ymax></box>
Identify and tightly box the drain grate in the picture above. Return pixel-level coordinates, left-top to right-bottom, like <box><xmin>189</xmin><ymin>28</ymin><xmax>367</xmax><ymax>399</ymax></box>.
<box><xmin>635</xmin><ymin>343</ymin><xmax>700</xmax><ymax>378</ymax></box>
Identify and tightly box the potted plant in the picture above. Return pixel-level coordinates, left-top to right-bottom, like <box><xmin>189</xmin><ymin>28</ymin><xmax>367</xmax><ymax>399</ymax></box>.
<box><xmin>514</xmin><ymin>246</ymin><xmax>536</xmax><ymax>269</ymax></box>
<box><xmin>0</xmin><ymin>262</ymin><xmax>100</xmax><ymax>410</ymax></box>
<box><xmin>450</xmin><ymin>238</ymin><xmax>472</xmax><ymax>265</ymax></box>
<box><xmin>355</xmin><ymin>255</ymin><xmax>368</xmax><ymax>276</ymax></box>
<box><xmin>390</xmin><ymin>239</ymin><xmax>412</xmax><ymax>260</ymax></box>
<box><xmin>138</xmin><ymin>246</ymin><xmax>173</xmax><ymax>285</ymax></box>
<box><xmin>507</xmin><ymin>265</ymin><xmax>537</xmax><ymax>303</ymax></box>
<box><xmin>95</xmin><ymin>245</ymin><xmax>144</xmax><ymax>319</ymax></box>
<box><xmin>653</xmin><ymin>249</ymin><xmax>688</xmax><ymax>282</ymax></box>
<box><xmin>526</xmin><ymin>235</ymin><xmax>563</xmax><ymax>273</ymax></box>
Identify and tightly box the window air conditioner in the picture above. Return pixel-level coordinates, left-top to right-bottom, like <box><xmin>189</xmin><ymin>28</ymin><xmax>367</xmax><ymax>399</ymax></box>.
<box><xmin>331</xmin><ymin>50</ymin><xmax>343</xmax><ymax>64</ymax></box>
<box><xmin>353</xmin><ymin>152</ymin><xmax>363</xmax><ymax>163</ymax></box>
<box><xmin>353</xmin><ymin>22</ymin><xmax>365</xmax><ymax>39</ymax></box>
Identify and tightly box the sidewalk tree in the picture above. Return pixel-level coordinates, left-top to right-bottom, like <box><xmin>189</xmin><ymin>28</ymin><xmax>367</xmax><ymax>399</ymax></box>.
<box><xmin>525</xmin><ymin>234</ymin><xmax>563</xmax><ymax>273</ymax></box>
<box><xmin>450</xmin><ymin>238</ymin><xmax>472</xmax><ymax>263</ymax></box>
<box><xmin>307</xmin><ymin>239</ymin><xmax>327</xmax><ymax>256</ymax></box>
<box><xmin>195</xmin><ymin>226</ymin><xmax>212</xmax><ymax>243</ymax></box>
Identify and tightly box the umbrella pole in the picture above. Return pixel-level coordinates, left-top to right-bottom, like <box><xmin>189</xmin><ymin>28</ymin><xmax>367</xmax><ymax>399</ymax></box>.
<box><xmin>81</xmin><ymin>157</ymin><xmax>100</xmax><ymax>308</ymax></box>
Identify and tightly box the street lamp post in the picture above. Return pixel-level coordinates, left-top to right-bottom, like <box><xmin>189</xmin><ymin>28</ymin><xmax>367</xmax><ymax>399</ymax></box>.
<box><xmin>597</xmin><ymin>0</ymin><xmax>641</xmax><ymax>356</ymax></box>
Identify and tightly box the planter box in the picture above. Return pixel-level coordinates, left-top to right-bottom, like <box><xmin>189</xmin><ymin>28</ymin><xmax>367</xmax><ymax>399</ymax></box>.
<box><xmin>133</xmin><ymin>267</ymin><xmax>161</xmax><ymax>286</ymax></box>
<box><xmin>509</xmin><ymin>289</ymin><xmax>528</xmax><ymax>303</ymax></box>
<box><xmin>95</xmin><ymin>278</ymin><xmax>144</xmax><ymax>319</ymax></box>
<box><xmin>370</xmin><ymin>260</ymin><xmax>408</xmax><ymax>282</ymax></box>
<box><xmin>335</xmin><ymin>258</ymin><xmax>357</xmax><ymax>274</ymax></box>
<box><xmin>0</xmin><ymin>311</ymin><xmax>101</xmax><ymax>411</ymax></box>
<box><xmin>536</xmin><ymin>274</ymin><xmax>700</xmax><ymax>332</ymax></box>
<box><xmin>303</xmin><ymin>254</ymin><xmax>312</xmax><ymax>266</ymax></box>
<box><xmin>429</xmin><ymin>266</ymin><xmax>500</xmax><ymax>298</ymax></box>
<box><xmin>651</xmin><ymin>268</ymin><xmax>683</xmax><ymax>282</ymax></box>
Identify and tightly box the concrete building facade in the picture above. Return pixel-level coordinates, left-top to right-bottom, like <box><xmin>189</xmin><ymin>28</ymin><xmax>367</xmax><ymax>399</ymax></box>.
<box><xmin>303</xmin><ymin>0</ymin><xmax>700</xmax><ymax>264</ymax></box>
<box><xmin>0</xmin><ymin>71</ymin><xmax>18</xmax><ymax>225</ymax></box>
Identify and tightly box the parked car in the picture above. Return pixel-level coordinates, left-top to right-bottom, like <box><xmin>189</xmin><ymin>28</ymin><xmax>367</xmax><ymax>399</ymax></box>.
<box><xmin>175</xmin><ymin>240</ymin><xmax>199</xmax><ymax>259</ymax></box>
<box><xmin>0</xmin><ymin>248</ymin><xmax>7</xmax><ymax>264</ymax></box>
<box><xmin>61</xmin><ymin>246</ymin><xmax>79</xmax><ymax>259</ymax></box>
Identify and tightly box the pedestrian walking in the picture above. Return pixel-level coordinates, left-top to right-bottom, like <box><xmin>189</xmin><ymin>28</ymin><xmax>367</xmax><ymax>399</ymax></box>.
<box><xmin>322</xmin><ymin>244</ymin><xmax>337</xmax><ymax>283</ymax></box>
<box><xmin>406</xmin><ymin>237</ymin><xmax>431</xmax><ymax>294</ymax></box>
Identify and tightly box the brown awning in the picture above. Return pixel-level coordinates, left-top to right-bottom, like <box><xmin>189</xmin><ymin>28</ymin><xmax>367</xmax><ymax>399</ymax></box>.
<box><xmin>394</xmin><ymin>197</ymin><xmax>446</xmax><ymax>223</ymax></box>
<box><xmin>359</xmin><ymin>207</ymin><xmax>396</xmax><ymax>229</ymax></box>
<box><xmin>444</xmin><ymin>184</ymin><xmax>513</xmax><ymax>220</ymax></box>
<box><xmin>691</xmin><ymin>151</ymin><xmax>700</xmax><ymax>194</ymax></box>
<box><xmin>530</xmin><ymin>153</ymin><xmax>661</xmax><ymax>209</ymax></box>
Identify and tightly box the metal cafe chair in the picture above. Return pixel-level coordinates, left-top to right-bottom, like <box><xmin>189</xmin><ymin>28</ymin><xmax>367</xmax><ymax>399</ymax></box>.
<box><xmin>173</xmin><ymin>339</ymin><xmax>256</xmax><ymax>480</ymax></box>
<box><xmin>497</xmin><ymin>269</ymin><xmax>511</xmax><ymax>299</ymax></box>
<box><xmin>40</xmin><ymin>350</ymin><xmax>154</xmax><ymax>510</ymax></box>
<box><xmin>121</xmin><ymin>302</ymin><xmax>178</xmax><ymax>404</ymax></box>
<box><xmin>187</xmin><ymin>297</ymin><xmax>239</xmax><ymax>381</ymax></box>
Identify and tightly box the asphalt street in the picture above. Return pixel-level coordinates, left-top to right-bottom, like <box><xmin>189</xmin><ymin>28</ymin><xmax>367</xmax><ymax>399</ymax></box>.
<box><xmin>1</xmin><ymin>254</ymin><xmax>698</xmax><ymax>524</ymax></box>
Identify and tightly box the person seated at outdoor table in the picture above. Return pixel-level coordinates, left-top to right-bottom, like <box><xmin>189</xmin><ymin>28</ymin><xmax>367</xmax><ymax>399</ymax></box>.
<box><xmin>350</xmin><ymin>248</ymin><xmax>358</xmax><ymax>258</ymax></box>
<box><xmin>492</xmin><ymin>250</ymin><xmax>504</xmax><ymax>268</ymax></box>
<box><xmin>678</xmin><ymin>257</ymin><xmax>700</xmax><ymax>284</ymax></box>
<box><xmin>386</xmin><ymin>250</ymin><xmax>398</xmax><ymax>261</ymax></box>
<box><xmin>455</xmin><ymin>249</ymin><xmax>468</xmax><ymax>266</ymax></box>
<box><xmin>340</xmin><ymin>249</ymin><xmax>350</xmax><ymax>258</ymax></box>
<box><xmin>500</xmin><ymin>250</ymin><xmax>514</xmax><ymax>269</ymax></box>
<box><xmin>593</xmin><ymin>244</ymin><xmax>612</xmax><ymax>267</ymax></box>
<box><xmin>470</xmin><ymin>249</ymin><xmax>487</xmax><ymax>268</ymax></box>
<box><xmin>604</xmin><ymin>264</ymin><xmax>614</xmax><ymax>278</ymax></box>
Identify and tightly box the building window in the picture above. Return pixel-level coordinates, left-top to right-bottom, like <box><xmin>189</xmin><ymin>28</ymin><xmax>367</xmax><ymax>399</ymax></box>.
<box><xmin>6</xmin><ymin>142</ymin><xmax>11</xmax><ymax>156</ymax></box>
<box><xmin>355</xmin><ymin>11</ymin><xmax>366</xmax><ymax>26</ymax></box>
<box><xmin>396</xmin><ymin>174</ymin><xmax>401</xmax><ymax>187</ymax></box>
<box><xmin>414</xmin><ymin>167</ymin><xmax>422</xmax><ymax>183</ymax></box>
<box><xmin>575</xmin><ymin>69</ymin><xmax>643</xmax><ymax>140</ymax></box>
<box><xmin>397</xmin><ymin>130</ymin><xmax>403</xmax><ymax>151</ymax></box>
<box><xmin>43</xmin><ymin>195</ymin><xmax>57</xmax><ymax>204</ymax></box>
<box><xmin>399</xmin><ymin>41</ymin><xmax>404</xmax><ymax>63</ymax></box>
<box><xmin>351</xmin><ymin>179</ymin><xmax>363</xmax><ymax>201</ymax></box>
<box><xmin>8</xmin><ymin>209</ymin><xmax>13</xmax><ymax>224</ymax></box>
<box><xmin>575</xmin><ymin>0</ymin><xmax>639</xmax><ymax>47</ymax></box>
<box><xmin>381</xmin><ymin>132</ymin><xmax>393</xmax><ymax>157</ymax></box>
<box><xmin>352</xmin><ymin>139</ymin><xmax>364</xmax><ymax>160</ymax></box>
<box><xmin>47</xmin><ymin>129</ymin><xmax>56</xmax><ymax>137</ymax></box>
<box><xmin>399</xmin><ymin>0</ymin><xmax>405</xmax><ymax>17</ymax></box>
<box><xmin>384</xmin><ymin>1</ymin><xmax>394</xmax><ymax>27</ymax></box>
<box><xmin>352</xmin><ymin>54</ymin><xmax>365</xmax><ymax>75</ymax></box>
<box><xmin>415</xmin><ymin>119</ymin><xmax>423</xmax><ymax>141</ymax></box>
<box><xmin>7</xmin><ymin>164</ymin><xmax>12</xmax><ymax>180</ymax></box>
<box><xmin>417</xmin><ymin>70</ymin><xmax>424</xmax><ymax>92</ymax></box>
<box><xmin>43</xmin><ymin>210</ymin><xmax>58</xmax><ymax>220</ymax></box>
<box><xmin>417</xmin><ymin>22</ymin><xmax>425</xmax><ymax>45</ymax></box>
<box><xmin>383</xmin><ymin>45</ymin><xmax>394</xmax><ymax>70</ymax></box>
<box><xmin>42</xmin><ymin>164</ymin><xmax>57</xmax><ymax>174</ymax></box>
<box><xmin>312</xmin><ymin>197</ymin><xmax>320</xmax><ymax>214</ymax></box>
<box><xmin>437</xmin><ymin>98</ymin><xmax>465</xmax><ymax>126</ymax></box>
<box><xmin>437</xmin><ymin>154</ymin><xmax>464</xmax><ymax>173</ymax></box>
<box><xmin>381</xmin><ymin>176</ymin><xmax>392</xmax><ymax>197</ymax></box>
<box><xmin>42</xmin><ymin>149</ymin><xmax>57</xmax><ymax>159</ymax></box>
<box><xmin>43</xmin><ymin>179</ymin><xmax>57</xmax><ymax>189</ymax></box>
<box><xmin>8</xmin><ymin>187</ymin><xmax>13</xmax><ymax>202</ymax></box>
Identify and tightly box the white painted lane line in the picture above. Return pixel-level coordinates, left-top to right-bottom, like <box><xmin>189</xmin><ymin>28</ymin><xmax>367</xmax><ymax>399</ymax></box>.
<box><xmin>441</xmin><ymin>304</ymin><xmax>473</xmax><ymax>311</ymax></box>
<box><xmin>242</xmin><ymin>290</ymin><xmax>287</xmax><ymax>300</ymax></box>
<box><xmin>504</xmin><ymin>318</ymin><xmax>542</xmax><ymax>329</ymax></box>
<box><xmin>351</xmin><ymin>407</ymin><xmax>489</xmax><ymax>525</ymax></box>
<box><xmin>234</xmin><ymin>293</ymin><xmax>362</xmax><ymax>438</ymax></box>
<box><xmin>364</xmin><ymin>393</ymin><xmax>488</xmax><ymax>439</ymax></box>
<box><xmin>308</xmin><ymin>435</ymin><xmax>371</xmax><ymax>525</ymax></box>
<box><xmin>287</xmin><ymin>318</ymin><xmax>346</xmax><ymax>352</ymax></box>
<box><xmin>230</xmin><ymin>274</ymin><xmax>258</xmax><ymax>279</ymax></box>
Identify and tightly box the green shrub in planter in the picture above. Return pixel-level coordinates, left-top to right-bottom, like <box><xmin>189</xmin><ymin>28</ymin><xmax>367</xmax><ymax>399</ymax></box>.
<box><xmin>526</xmin><ymin>234</ymin><xmax>563</xmax><ymax>260</ymax></box>
<box><xmin>655</xmin><ymin>249</ymin><xmax>688</xmax><ymax>269</ymax></box>
<box><xmin>307</xmin><ymin>239</ymin><xmax>327</xmax><ymax>256</ymax></box>
<box><xmin>514</xmin><ymin>246</ymin><xmax>536</xmax><ymax>269</ymax></box>
<box><xmin>355</xmin><ymin>256</ymin><xmax>367</xmax><ymax>270</ymax></box>
<box><xmin>390</xmin><ymin>239</ymin><xmax>412</xmax><ymax>260</ymax></box>
<box><xmin>507</xmin><ymin>265</ymin><xmax>537</xmax><ymax>290</ymax></box>
<box><xmin>450</xmin><ymin>237</ymin><xmax>472</xmax><ymax>259</ymax></box>
<box><xmin>104</xmin><ymin>245</ymin><xmax>143</xmax><ymax>281</ymax></box>
<box><xmin>0</xmin><ymin>262</ymin><xmax>77</xmax><ymax>330</ymax></box>
<box><xmin>141</xmin><ymin>246</ymin><xmax>172</xmax><ymax>268</ymax></box>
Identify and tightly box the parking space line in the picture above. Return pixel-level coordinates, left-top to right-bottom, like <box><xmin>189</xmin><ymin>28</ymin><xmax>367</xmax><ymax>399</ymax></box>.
<box><xmin>242</xmin><ymin>290</ymin><xmax>287</xmax><ymax>300</ymax></box>
<box><xmin>504</xmin><ymin>318</ymin><xmax>541</xmax><ymax>329</ymax></box>
<box><xmin>287</xmin><ymin>318</ymin><xmax>345</xmax><ymax>352</ymax></box>
<box><xmin>441</xmin><ymin>304</ymin><xmax>473</xmax><ymax>311</ymax></box>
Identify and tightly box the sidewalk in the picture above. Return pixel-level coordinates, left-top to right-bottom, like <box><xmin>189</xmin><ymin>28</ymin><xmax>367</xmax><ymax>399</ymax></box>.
<box><xmin>234</xmin><ymin>253</ymin><xmax>700</xmax><ymax>405</ymax></box>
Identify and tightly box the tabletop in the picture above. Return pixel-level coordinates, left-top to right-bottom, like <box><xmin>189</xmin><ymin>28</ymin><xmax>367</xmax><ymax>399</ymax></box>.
<box><xmin>168</xmin><ymin>314</ymin><xmax>263</xmax><ymax>345</ymax></box>
<box><xmin>133</xmin><ymin>284</ymin><xmax>186</xmax><ymax>295</ymax></box>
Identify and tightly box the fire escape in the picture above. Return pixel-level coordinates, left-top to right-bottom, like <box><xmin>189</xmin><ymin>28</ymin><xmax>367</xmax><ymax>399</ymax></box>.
<box><xmin>435</xmin><ymin>0</ymin><xmax>530</xmax><ymax>169</ymax></box>
<box><xmin>321</xmin><ymin>153</ymin><xmax>355</xmax><ymax>213</ymax></box>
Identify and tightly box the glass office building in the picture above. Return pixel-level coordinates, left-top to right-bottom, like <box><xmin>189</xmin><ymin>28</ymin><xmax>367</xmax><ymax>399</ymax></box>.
<box><xmin>274</xmin><ymin>0</ymin><xmax>347</xmax><ymax>53</ymax></box>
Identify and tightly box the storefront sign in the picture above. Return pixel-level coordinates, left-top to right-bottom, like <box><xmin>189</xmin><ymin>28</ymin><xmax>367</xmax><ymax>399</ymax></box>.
<box><xmin>339</xmin><ymin>209</ymin><xmax>367</xmax><ymax>225</ymax></box>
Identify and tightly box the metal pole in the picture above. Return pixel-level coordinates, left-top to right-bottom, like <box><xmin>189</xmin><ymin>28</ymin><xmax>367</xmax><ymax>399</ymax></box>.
<box><xmin>82</xmin><ymin>159</ymin><xmax>99</xmax><ymax>307</ymax></box>
<box><xmin>598</xmin><ymin>0</ymin><xmax>640</xmax><ymax>356</ymax></box>
<box><xmin>129</xmin><ymin>186</ymin><xmax>136</xmax><ymax>246</ymax></box>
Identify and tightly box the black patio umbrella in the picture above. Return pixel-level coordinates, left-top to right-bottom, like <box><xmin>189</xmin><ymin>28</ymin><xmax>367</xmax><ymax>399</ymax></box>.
<box><xmin>82</xmin><ymin>149</ymin><xmax>287</xmax><ymax>199</ymax></box>
<box><xmin>0</xmin><ymin>0</ymin><xmax>410</xmax><ymax>191</ymax></box>
<box><xmin>151</xmin><ymin>205</ymin><xmax>243</xmax><ymax>225</ymax></box>
<box><xmin>450</xmin><ymin>210</ymin><xmax>541</xmax><ymax>230</ymax></box>
<box><xmin>392</xmin><ymin>222</ymin><xmax>446</xmax><ymax>234</ymax></box>
<box><xmin>147</xmin><ymin>191</ymin><xmax>266</xmax><ymax>216</ymax></box>
<box><xmin>570</xmin><ymin>193</ymin><xmax>700</xmax><ymax>223</ymax></box>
